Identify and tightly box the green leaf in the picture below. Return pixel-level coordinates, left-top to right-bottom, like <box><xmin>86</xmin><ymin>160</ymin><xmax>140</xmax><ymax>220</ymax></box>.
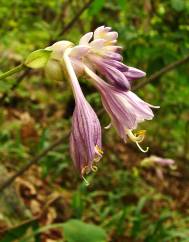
<box><xmin>25</xmin><ymin>49</ymin><xmax>52</xmax><ymax>69</ymax></box>
<box><xmin>63</xmin><ymin>219</ymin><xmax>107</xmax><ymax>242</ymax></box>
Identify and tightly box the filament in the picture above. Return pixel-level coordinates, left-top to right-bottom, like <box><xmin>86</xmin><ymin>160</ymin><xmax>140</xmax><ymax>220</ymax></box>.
<box><xmin>82</xmin><ymin>175</ymin><xmax>90</xmax><ymax>186</ymax></box>
<box><xmin>95</xmin><ymin>145</ymin><xmax>103</xmax><ymax>157</ymax></box>
<box><xmin>136</xmin><ymin>142</ymin><xmax>149</xmax><ymax>153</ymax></box>
<box><xmin>127</xmin><ymin>129</ymin><xmax>149</xmax><ymax>153</ymax></box>
<box><xmin>91</xmin><ymin>165</ymin><xmax>98</xmax><ymax>172</ymax></box>
<box><xmin>104</xmin><ymin>123</ymin><xmax>112</xmax><ymax>129</ymax></box>
<box><xmin>127</xmin><ymin>129</ymin><xmax>145</xmax><ymax>143</ymax></box>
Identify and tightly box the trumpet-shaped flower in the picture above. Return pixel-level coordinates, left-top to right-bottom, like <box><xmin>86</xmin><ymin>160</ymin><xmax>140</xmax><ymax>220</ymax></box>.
<box><xmin>42</xmin><ymin>25</ymin><xmax>159</xmax><ymax>177</ymax></box>
<box><xmin>63</xmin><ymin>48</ymin><xmax>103</xmax><ymax>179</ymax></box>
<box><xmin>76</xmin><ymin>26</ymin><xmax>146</xmax><ymax>91</ymax></box>
<box><xmin>84</xmin><ymin>66</ymin><xmax>157</xmax><ymax>152</ymax></box>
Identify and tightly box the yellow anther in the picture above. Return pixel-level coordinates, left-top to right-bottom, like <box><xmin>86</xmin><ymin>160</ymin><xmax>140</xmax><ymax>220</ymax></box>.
<box><xmin>127</xmin><ymin>129</ymin><xmax>149</xmax><ymax>153</ymax></box>
<box><xmin>95</xmin><ymin>145</ymin><xmax>103</xmax><ymax>155</ymax></box>
<box><xmin>127</xmin><ymin>129</ymin><xmax>144</xmax><ymax>143</ymax></box>
<box><xmin>91</xmin><ymin>165</ymin><xmax>98</xmax><ymax>172</ymax></box>
<box><xmin>135</xmin><ymin>130</ymin><xmax>146</xmax><ymax>137</ymax></box>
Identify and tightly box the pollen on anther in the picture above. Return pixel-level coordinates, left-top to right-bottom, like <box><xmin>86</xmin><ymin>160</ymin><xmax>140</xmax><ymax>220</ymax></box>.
<box><xmin>91</xmin><ymin>165</ymin><xmax>98</xmax><ymax>172</ymax></box>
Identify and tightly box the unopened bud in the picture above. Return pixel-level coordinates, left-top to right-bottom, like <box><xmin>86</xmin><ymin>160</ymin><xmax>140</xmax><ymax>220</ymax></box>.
<box><xmin>45</xmin><ymin>59</ymin><xmax>64</xmax><ymax>82</ymax></box>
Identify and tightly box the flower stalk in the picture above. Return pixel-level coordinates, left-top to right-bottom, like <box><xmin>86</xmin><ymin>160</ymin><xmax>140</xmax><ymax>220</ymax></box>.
<box><xmin>0</xmin><ymin>64</ymin><xmax>27</xmax><ymax>81</ymax></box>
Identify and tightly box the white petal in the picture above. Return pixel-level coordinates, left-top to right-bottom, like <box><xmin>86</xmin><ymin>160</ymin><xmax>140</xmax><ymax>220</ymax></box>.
<box><xmin>79</xmin><ymin>32</ymin><xmax>93</xmax><ymax>45</ymax></box>
<box><xmin>94</xmin><ymin>26</ymin><xmax>105</xmax><ymax>39</ymax></box>
<box><xmin>105</xmin><ymin>32</ymin><xmax>118</xmax><ymax>41</ymax></box>
<box><xmin>70</xmin><ymin>45</ymin><xmax>90</xmax><ymax>59</ymax></box>
<box><xmin>90</xmin><ymin>39</ymin><xmax>106</xmax><ymax>50</ymax></box>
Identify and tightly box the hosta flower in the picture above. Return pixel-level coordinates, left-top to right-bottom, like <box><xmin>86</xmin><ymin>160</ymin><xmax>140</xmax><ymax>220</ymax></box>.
<box><xmin>151</xmin><ymin>156</ymin><xmax>175</xmax><ymax>166</ymax></box>
<box><xmin>84</xmin><ymin>66</ymin><xmax>156</xmax><ymax>152</ymax></box>
<box><xmin>141</xmin><ymin>156</ymin><xmax>175</xmax><ymax>167</ymax></box>
<box><xmin>63</xmin><ymin>48</ymin><xmax>103</xmax><ymax>181</ymax></box>
<box><xmin>77</xmin><ymin>26</ymin><xmax>146</xmax><ymax>91</ymax></box>
<box><xmin>42</xmin><ymin>25</ymin><xmax>158</xmax><ymax>177</ymax></box>
<box><xmin>140</xmin><ymin>156</ymin><xmax>176</xmax><ymax>180</ymax></box>
<box><xmin>45</xmin><ymin>26</ymin><xmax>145</xmax><ymax>89</ymax></box>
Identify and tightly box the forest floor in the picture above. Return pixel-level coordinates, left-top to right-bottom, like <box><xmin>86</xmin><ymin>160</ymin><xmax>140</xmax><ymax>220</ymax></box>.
<box><xmin>1</xmin><ymin>140</ymin><xmax>189</xmax><ymax>241</ymax></box>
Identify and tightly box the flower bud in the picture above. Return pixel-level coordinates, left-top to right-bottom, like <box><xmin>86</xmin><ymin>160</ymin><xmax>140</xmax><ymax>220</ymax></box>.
<box><xmin>45</xmin><ymin>59</ymin><xmax>64</xmax><ymax>82</ymax></box>
<box><xmin>44</xmin><ymin>41</ymin><xmax>74</xmax><ymax>81</ymax></box>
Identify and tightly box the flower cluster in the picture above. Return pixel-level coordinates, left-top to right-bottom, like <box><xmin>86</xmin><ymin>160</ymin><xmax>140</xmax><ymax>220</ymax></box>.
<box><xmin>45</xmin><ymin>26</ymin><xmax>159</xmax><ymax>181</ymax></box>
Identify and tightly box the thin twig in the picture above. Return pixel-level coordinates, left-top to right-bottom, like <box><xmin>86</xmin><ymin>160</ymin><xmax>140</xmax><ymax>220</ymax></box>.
<box><xmin>59</xmin><ymin>0</ymin><xmax>94</xmax><ymax>36</ymax></box>
<box><xmin>0</xmin><ymin>132</ymin><xmax>69</xmax><ymax>193</ymax></box>
<box><xmin>133</xmin><ymin>54</ymin><xmax>189</xmax><ymax>91</ymax></box>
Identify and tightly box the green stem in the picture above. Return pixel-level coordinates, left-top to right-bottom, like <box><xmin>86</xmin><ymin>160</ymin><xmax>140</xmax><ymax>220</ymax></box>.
<box><xmin>0</xmin><ymin>64</ymin><xmax>27</xmax><ymax>81</ymax></box>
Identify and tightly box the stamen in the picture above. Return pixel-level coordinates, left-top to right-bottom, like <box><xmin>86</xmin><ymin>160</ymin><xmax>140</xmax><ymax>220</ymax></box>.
<box><xmin>95</xmin><ymin>145</ymin><xmax>103</xmax><ymax>156</ymax></box>
<box><xmin>82</xmin><ymin>175</ymin><xmax>90</xmax><ymax>186</ymax></box>
<box><xmin>127</xmin><ymin>129</ymin><xmax>145</xmax><ymax>143</ymax></box>
<box><xmin>91</xmin><ymin>165</ymin><xmax>98</xmax><ymax>172</ymax></box>
<box><xmin>94</xmin><ymin>157</ymin><xmax>101</xmax><ymax>163</ymax></box>
<box><xmin>136</xmin><ymin>142</ymin><xmax>149</xmax><ymax>153</ymax></box>
<box><xmin>104</xmin><ymin>123</ymin><xmax>112</xmax><ymax>129</ymax></box>
<box><xmin>127</xmin><ymin>129</ymin><xmax>149</xmax><ymax>153</ymax></box>
<box><xmin>94</xmin><ymin>146</ymin><xmax>103</xmax><ymax>163</ymax></box>
<box><xmin>81</xmin><ymin>165</ymin><xmax>90</xmax><ymax>175</ymax></box>
<box><xmin>81</xmin><ymin>166</ymin><xmax>90</xmax><ymax>186</ymax></box>
<box><xmin>135</xmin><ymin>130</ymin><xmax>146</xmax><ymax>140</ymax></box>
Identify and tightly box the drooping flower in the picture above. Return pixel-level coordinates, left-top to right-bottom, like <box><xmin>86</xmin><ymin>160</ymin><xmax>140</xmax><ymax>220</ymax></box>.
<box><xmin>45</xmin><ymin>26</ymin><xmax>145</xmax><ymax>89</ymax></box>
<box><xmin>42</xmin><ymin>25</ymin><xmax>159</xmax><ymax>177</ymax></box>
<box><xmin>84</xmin><ymin>65</ymin><xmax>157</xmax><ymax>152</ymax></box>
<box><xmin>76</xmin><ymin>26</ymin><xmax>146</xmax><ymax>91</ymax></box>
<box><xmin>140</xmin><ymin>156</ymin><xmax>176</xmax><ymax>180</ymax></box>
<box><xmin>63</xmin><ymin>48</ymin><xmax>103</xmax><ymax>180</ymax></box>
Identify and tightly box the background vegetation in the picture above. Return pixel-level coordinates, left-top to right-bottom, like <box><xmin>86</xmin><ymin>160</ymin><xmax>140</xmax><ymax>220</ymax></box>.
<box><xmin>0</xmin><ymin>0</ymin><xmax>189</xmax><ymax>241</ymax></box>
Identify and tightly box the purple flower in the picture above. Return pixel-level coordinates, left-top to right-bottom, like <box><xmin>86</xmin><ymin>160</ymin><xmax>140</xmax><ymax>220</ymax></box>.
<box><xmin>84</xmin><ymin>66</ymin><xmax>158</xmax><ymax>152</ymax></box>
<box><xmin>46</xmin><ymin>26</ymin><xmax>146</xmax><ymax>91</ymax></box>
<box><xmin>77</xmin><ymin>26</ymin><xmax>146</xmax><ymax>91</ymax></box>
<box><xmin>70</xmin><ymin>100</ymin><xmax>102</xmax><ymax>177</ymax></box>
<box><xmin>44</xmin><ymin>25</ymin><xmax>159</xmax><ymax>178</ymax></box>
<box><xmin>63</xmin><ymin>48</ymin><xmax>103</xmax><ymax>179</ymax></box>
<box><xmin>152</xmin><ymin>156</ymin><xmax>175</xmax><ymax>166</ymax></box>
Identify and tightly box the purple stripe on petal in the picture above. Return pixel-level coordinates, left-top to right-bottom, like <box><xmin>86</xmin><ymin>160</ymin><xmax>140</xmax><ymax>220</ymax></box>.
<box><xmin>124</xmin><ymin>67</ymin><xmax>146</xmax><ymax>80</ymax></box>
<box><xmin>103</xmin><ymin>59</ymin><xmax>129</xmax><ymax>72</ymax></box>
<box><xmin>70</xmin><ymin>100</ymin><xmax>102</xmax><ymax>175</ymax></box>
<box><xmin>103</xmin><ymin>52</ymin><xmax>123</xmax><ymax>61</ymax></box>
<box><xmin>97</xmin><ymin>63</ymin><xmax>131</xmax><ymax>91</ymax></box>
<box><xmin>84</xmin><ymin>67</ymin><xmax>157</xmax><ymax>141</ymax></box>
